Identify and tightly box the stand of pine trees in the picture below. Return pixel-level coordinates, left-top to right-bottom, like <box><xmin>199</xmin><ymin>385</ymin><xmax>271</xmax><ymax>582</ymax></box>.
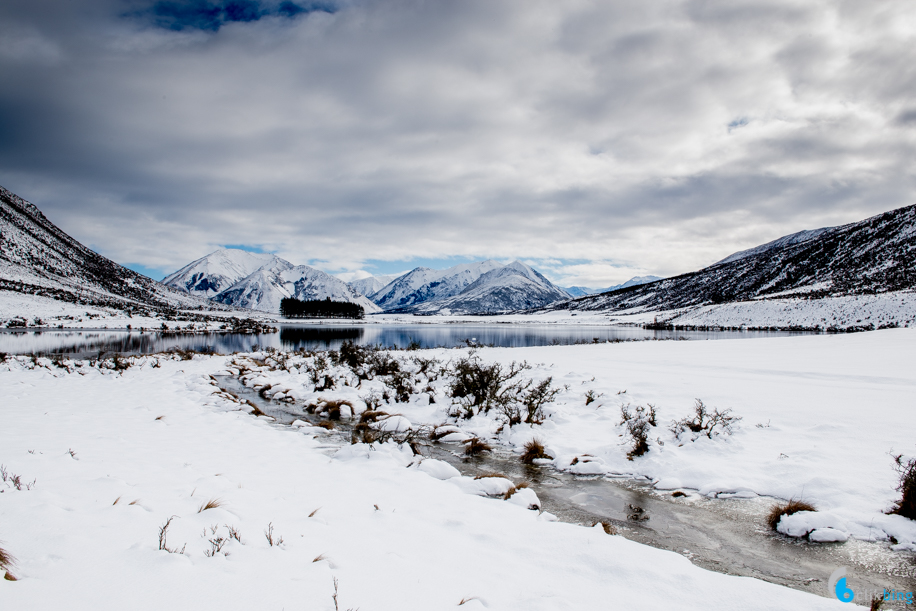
<box><xmin>280</xmin><ymin>297</ymin><xmax>364</xmax><ymax>319</ymax></box>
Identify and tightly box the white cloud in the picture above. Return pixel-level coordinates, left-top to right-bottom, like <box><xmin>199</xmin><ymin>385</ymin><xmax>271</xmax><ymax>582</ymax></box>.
<box><xmin>2</xmin><ymin>0</ymin><xmax>915</xmax><ymax>278</ymax></box>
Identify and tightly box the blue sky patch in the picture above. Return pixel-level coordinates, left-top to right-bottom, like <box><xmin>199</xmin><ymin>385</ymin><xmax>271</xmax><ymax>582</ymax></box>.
<box><xmin>144</xmin><ymin>0</ymin><xmax>335</xmax><ymax>32</ymax></box>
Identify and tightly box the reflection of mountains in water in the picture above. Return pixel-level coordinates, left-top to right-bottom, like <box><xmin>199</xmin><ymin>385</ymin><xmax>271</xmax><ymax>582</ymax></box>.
<box><xmin>279</xmin><ymin>326</ymin><xmax>364</xmax><ymax>349</ymax></box>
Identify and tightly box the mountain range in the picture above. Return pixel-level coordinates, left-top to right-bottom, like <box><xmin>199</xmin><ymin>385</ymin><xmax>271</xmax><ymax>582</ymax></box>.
<box><xmin>552</xmin><ymin>203</ymin><xmax>916</xmax><ymax>315</ymax></box>
<box><xmin>165</xmin><ymin>253</ymin><xmax>574</xmax><ymax>315</ymax></box>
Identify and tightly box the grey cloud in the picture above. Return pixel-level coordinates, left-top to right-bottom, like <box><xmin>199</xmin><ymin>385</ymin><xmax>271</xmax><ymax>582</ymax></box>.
<box><xmin>1</xmin><ymin>0</ymin><xmax>915</xmax><ymax>283</ymax></box>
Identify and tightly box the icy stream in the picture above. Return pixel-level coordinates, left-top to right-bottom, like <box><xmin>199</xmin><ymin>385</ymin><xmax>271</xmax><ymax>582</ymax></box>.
<box><xmin>218</xmin><ymin>376</ymin><xmax>916</xmax><ymax>607</ymax></box>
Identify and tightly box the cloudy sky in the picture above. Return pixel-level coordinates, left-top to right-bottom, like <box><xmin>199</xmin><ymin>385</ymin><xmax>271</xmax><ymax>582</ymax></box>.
<box><xmin>2</xmin><ymin>0</ymin><xmax>915</xmax><ymax>287</ymax></box>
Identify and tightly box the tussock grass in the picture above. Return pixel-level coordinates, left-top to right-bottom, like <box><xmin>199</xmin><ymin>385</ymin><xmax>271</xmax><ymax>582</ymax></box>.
<box><xmin>0</xmin><ymin>542</ymin><xmax>16</xmax><ymax>581</ymax></box>
<box><xmin>592</xmin><ymin>520</ymin><xmax>618</xmax><ymax>535</ymax></box>
<box><xmin>766</xmin><ymin>499</ymin><xmax>816</xmax><ymax>531</ymax></box>
<box><xmin>198</xmin><ymin>498</ymin><xmax>223</xmax><ymax>513</ymax></box>
<box><xmin>317</xmin><ymin>420</ymin><xmax>335</xmax><ymax>430</ymax></box>
<box><xmin>503</xmin><ymin>482</ymin><xmax>529</xmax><ymax>500</ymax></box>
<box><xmin>671</xmin><ymin>491</ymin><xmax>687</xmax><ymax>498</ymax></box>
<box><xmin>521</xmin><ymin>438</ymin><xmax>548</xmax><ymax>464</ymax></box>
<box><xmin>463</xmin><ymin>438</ymin><xmax>492</xmax><ymax>456</ymax></box>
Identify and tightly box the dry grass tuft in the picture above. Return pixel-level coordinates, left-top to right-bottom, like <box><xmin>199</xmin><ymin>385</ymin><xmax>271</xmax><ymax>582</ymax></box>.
<box><xmin>463</xmin><ymin>437</ymin><xmax>492</xmax><ymax>456</ymax></box>
<box><xmin>521</xmin><ymin>438</ymin><xmax>548</xmax><ymax>464</ymax></box>
<box><xmin>308</xmin><ymin>507</ymin><xmax>321</xmax><ymax>518</ymax></box>
<box><xmin>317</xmin><ymin>420</ymin><xmax>336</xmax><ymax>430</ymax></box>
<box><xmin>359</xmin><ymin>410</ymin><xmax>389</xmax><ymax>423</ymax></box>
<box><xmin>503</xmin><ymin>482</ymin><xmax>529</xmax><ymax>500</ymax></box>
<box><xmin>592</xmin><ymin>520</ymin><xmax>618</xmax><ymax>535</ymax></box>
<box><xmin>128</xmin><ymin>499</ymin><xmax>141</xmax><ymax>506</ymax></box>
<box><xmin>671</xmin><ymin>491</ymin><xmax>687</xmax><ymax>498</ymax></box>
<box><xmin>154</xmin><ymin>415</ymin><xmax>164</xmax><ymax>421</ymax></box>
<box><xmin>766</xmin><ymin>499</ymin><xmax>816</xmax><ymax>531</ymax></box>
<box><xmin>473</xmin><ymin>472</ymin><xmax>506</xmax><ymax>480</ymax></box>
<box><xmin>458</xmin><ymin>597</ymin><xmax>480</xmax><ymax>606</ymax></box>
<box><xmin>198</xmin><ymin>498</ymin><xmax>223</xmax><ymax>513</ymax></box>
<box><xmin>113</xmin><ymin>496</ymin><xmax>121</xmax><ymax>505</ymax></box>
<box><xmin>312</xmin><ymin>553</ymin><xmax>326</xmax><ymax>563</ymax></box>
<box><xmin>0</xmin><ymin>542</ymin><xmax>16</xmax><ymax>580</ymax></box>
<box><xmin>871</xmin><ymin>595</ymin><xmax>885</xmax><ymax>611</ymax></box>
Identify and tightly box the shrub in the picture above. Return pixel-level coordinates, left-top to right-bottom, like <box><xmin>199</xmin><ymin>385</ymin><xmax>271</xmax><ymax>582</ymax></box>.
<box><xmin>265</xmin><ymin>522</ymin><xmax>284</xmax><ymax>546</ymax></box>
<box><xmin>449</xmin><ymin>356</ymin><xmax>529</xmax><ymax>415</ymax></box>
<box><xmin>890</xmin><ymin>454</ymin><xmax>916</xmax><ymax>520</ymax></box>
<box><xmin>620</xmin><ymin>404</ymin><xmax>656</xmax><ymax>460</ymax></box>
<box><xmin>464</xmin><ymin>438</ymin><xmax>492</xmax><ymax>456</ymax></box>
<box><xmin>670</xmin><ymin>399</ymin><xmax>741</xmax><ymax>440</ymax></box>
<box><xmin>766</xmin><ymin>499</ymin><xmax>816</xmax><ymax>531</ymax></box>
<box><xmin>158</xmin><ymin>516</ymin><xmax>186</xmax><ymax>554</ymax></box>
<box><xmin>521</xmin><ymin>438</ymin><xmax>548</xmax><ymax>464</ymax></box>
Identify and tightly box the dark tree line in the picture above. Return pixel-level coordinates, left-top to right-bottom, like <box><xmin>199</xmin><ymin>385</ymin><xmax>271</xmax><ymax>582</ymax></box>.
<box><xmin>280</xmin><ymin>297</ymin><xmax>364</xmax><ymax>319</ymax></box>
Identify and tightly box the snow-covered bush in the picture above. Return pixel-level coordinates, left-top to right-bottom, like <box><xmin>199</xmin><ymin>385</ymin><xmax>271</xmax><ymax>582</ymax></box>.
<box><xmin>670</xmin><ymin>399</ymin><xmax>741</xmax><ymax>440</ymax></box>
<box><xmin>447</xmin><ymin>355</ymin><xmax>558</xmax><ymax>425</ymax></box>
<box><xmin>620</xmin><ymin>404</ymin><xmax>656</xmax><ymax>459</ymax></box>
<box><xmin>891</xmin><ymin>453</ymin><xmax>916</xmax><ymax>520</ymax></box>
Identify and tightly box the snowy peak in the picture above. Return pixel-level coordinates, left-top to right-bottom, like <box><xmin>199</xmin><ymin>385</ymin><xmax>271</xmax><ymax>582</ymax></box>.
<box><xmin>162</xmin><ymin>249</ymin><xmax>291</xmax><ymax>298</ymax></box>
<box><xmin>407</xmin><ymin>260</ymin><xmax>569</xmax><ymax>315</ymax></box>
<box><xmin>348</xmin><ymin>274</ymin><xmax>401</xmax><ymax>298</ymax></box>
<box><xmin>372</xmin><ymin>260</ymin><xmax>504</xmax><ymax>310</ymax></box>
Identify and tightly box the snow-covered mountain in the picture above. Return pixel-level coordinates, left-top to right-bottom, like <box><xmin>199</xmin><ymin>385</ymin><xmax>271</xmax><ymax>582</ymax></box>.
<box><xmin>162</xmin><ymin>249</ymin><xmax>286</xmax><ymax>298</ymax></box>
<box><xmin>551</xmin><ymin>204</ymin><xmax>916</xmax><ymax>315</ymax></box>
<box><xmin>406</xmin><ymin>261</ymin><xmax>569</xmax><ymax>315</ymax></box>
<box><xmin>562</xmin><ymin>276</ymin><xmax>663</xmax><ymax>297</ymax></box>
<box><xmin>214</xmin><ymin>263</ymin><xmax>379</xmax><ymax>314</ymax></box>
<box><xmin>348</xmin><ymin>274</ymin><xmax>401</xmax><ymax>298</ymax></box>
<box><xmin>0</xmin><ymin>185</ymin><xmax>219</xmax><ymax>312</ymax></box>
<box><xmin>372</xmin><ymin>260</ymin><xmax>504</xmax><ymax>311</ymax></box>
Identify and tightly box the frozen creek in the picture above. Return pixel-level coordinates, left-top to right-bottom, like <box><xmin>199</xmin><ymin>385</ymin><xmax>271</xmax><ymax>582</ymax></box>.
<box><xmin>219</xmin><ymin>375</ymin><xmax>916</xmax><ymax>606</ymax></box>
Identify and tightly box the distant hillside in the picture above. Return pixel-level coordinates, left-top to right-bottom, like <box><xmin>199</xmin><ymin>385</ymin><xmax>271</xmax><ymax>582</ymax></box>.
<box><xmin>0</xmin><ymin>185</ymin><xmax>219</xmax><ymax>312</ymax></box>
<box><xmin>553</xmin><ymin>204</ymin><xmax>916</xmax><ymax>314</ymax></box>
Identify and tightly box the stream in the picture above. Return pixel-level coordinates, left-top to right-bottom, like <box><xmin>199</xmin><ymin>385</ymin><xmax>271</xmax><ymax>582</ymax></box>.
<box><xmin>217</xmin><ymin>375</ymin><xmax>916</xmax><ymax>607</ymax></box>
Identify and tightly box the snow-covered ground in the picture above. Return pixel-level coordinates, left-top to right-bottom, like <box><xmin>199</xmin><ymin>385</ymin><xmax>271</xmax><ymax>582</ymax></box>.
<box><xmin>0</xmin><ymin>337</ymin><xmax>885</xmax><ymax>609</ymax></box>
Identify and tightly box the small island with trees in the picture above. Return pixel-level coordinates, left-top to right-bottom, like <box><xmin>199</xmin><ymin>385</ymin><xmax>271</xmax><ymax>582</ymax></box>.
<box><xmin>280</xmin><ymin>297</ymin><xmax>365</xmax><ymax>319</ymax></box>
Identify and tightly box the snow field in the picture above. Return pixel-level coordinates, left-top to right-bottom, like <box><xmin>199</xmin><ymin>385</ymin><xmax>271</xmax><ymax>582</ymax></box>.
<box><xmin>0</xmin><ymin>353</ymin><xmax>857</xmax><ymax>609</ymax></box>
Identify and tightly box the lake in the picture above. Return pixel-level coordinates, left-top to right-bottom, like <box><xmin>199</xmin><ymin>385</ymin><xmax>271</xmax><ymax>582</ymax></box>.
<box><xmin>0</xmin><ymin>323</ymin><xmax>819</xmax><ymax>357</ymax></box>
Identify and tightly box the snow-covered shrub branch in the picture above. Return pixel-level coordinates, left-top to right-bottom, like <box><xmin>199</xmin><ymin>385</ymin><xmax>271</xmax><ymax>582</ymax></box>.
<box><xmin>670</xmin><ymin>399</ymin><xmax>741</xmax><ymax>440</ymax></box>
